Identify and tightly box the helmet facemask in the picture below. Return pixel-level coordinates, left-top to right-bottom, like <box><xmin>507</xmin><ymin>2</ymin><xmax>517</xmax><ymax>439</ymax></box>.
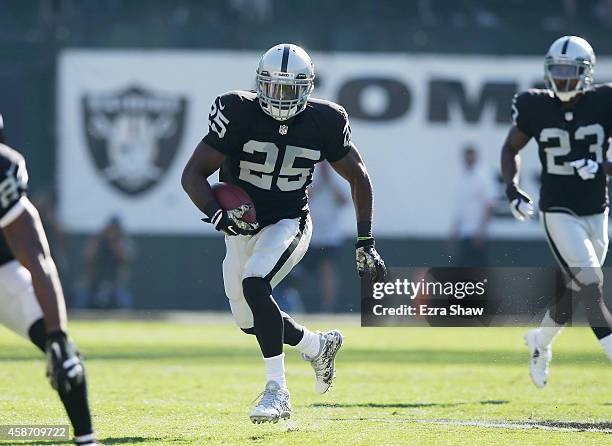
<box><xmin>256</xmin><ymin>71</ymin><xmax>314</xmax><ymax>121</ymax></box>
<box><xmin>544</xmin><ymin>57</ymin><xmax>593</xmax><ymax>102</ymax></box>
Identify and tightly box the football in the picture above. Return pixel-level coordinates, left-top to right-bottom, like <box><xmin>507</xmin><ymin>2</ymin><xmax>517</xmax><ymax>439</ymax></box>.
<box><xmin>211</xmin><ymin>182</ymin><xmax>257</xmax><ymax>223</ymax></box>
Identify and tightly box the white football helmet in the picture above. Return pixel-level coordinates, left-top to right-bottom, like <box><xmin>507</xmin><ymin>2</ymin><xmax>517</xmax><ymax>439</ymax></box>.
<box><xmin>544</xmin><ymin>35</ymin><xmax>595</xmax><ymax>102</ymax></box>
<box><xmin>256</xmin><ymin>44</ymin><xmax>315</xmax><ymax>121</ymax></box>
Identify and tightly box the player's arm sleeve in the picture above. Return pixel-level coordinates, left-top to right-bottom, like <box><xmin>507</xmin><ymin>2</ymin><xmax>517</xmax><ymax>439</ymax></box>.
<box><xmin>324</xmin><ymin>106</ymin><xmax>354</xmax><ymax>162</ymax></box>
<box><xmin>201</xmin><ymin>93</ymin><xmax>244</xmax><ymax>155</ymax></box>
<box><xmin>0</xmin><ymin>154</ymin><xmax>28</xmax><ymax>228</ymax></box>
<box><xmin>511</xmin><ymin>92</ymin><xmax>535</xmax><ymax>137</ymax></box>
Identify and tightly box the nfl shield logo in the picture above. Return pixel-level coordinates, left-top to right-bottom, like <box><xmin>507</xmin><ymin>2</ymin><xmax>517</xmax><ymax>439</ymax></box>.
<box><xmin>83</xmin><ymin>85</ymin><xmax>187</xmax><ymax>195</ymax></box>
<box><xmin>279</xmin><ymin>125</ymin><xmax>288</xmax><ymax>135</ymax></box>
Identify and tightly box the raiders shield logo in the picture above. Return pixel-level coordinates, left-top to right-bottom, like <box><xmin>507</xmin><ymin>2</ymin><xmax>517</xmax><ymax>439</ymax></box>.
<box><xmin>83</xmin><ymin>86</ymin><xmax>187</xmax><ymax>195</ymax></box>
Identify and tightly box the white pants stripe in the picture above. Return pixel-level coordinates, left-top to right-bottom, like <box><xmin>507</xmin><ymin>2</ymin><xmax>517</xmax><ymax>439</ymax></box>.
<box><xmin>222</xmin><ymin>215</ymin><xmax>312</xmax><ymax>328</ymax></box>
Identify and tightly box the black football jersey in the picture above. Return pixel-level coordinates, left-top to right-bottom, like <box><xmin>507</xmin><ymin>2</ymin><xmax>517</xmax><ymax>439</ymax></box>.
<box><xmin>202</xmin><ymin>90</ymin><xmax>352</xmax><ymax>227</ymax></box>
<box><xmin>0</xmin><ymin>144</ymin><xmax>28</xmax><ymax>265</ymax></box>
<box><xmin>513</xmin><ymin>84</ymin><xmax>612</xmax><ymax>215</ymax></box>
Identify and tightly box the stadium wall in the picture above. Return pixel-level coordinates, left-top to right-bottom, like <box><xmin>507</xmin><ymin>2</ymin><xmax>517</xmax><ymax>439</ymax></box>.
<box><xmin>54</xmin><ymin>49</ymin><xmax>612</xmax><ymax>311</ymax></box>
<box><xmin>64</xmin><ymin>235</ymin><xmax>569</xmax><ymax>312</ymax></box>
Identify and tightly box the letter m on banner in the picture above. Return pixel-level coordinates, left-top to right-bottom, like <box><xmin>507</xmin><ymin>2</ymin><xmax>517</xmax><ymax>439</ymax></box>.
<box><xmin>428</xmin><ymin>79</ymin><xmax>517</xmax><ymax>124</ymax></box>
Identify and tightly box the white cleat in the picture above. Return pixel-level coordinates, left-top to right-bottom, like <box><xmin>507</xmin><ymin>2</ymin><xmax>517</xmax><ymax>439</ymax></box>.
<box><xmin>249</xmin><ymin>381</ymin><xmax>291</xmax><ymax>424</ymax></box>
<box><xmin>524</xmin><ymin>329</ymin><xmax>552</xmax><ymax>389</ymax></box>
<box><xmin>302</xmin><ymin>330</ymin><xmax>344</xmax><ymax>394</ymax></box>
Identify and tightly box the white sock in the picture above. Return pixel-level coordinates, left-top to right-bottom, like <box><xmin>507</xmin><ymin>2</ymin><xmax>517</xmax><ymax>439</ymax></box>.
<box><xmin>536</xmin><ymin>311</ymin><xmax>563</xmax><ymax>348</ymax></box>
<box><xmin>74</xmin><ymin>433</ymin><xmax>97</xmax><ymax>445</ymax></box>
<box><xmin>599</xmin><ymin>333</ymin><xmax>612</xmax><ymax>361</ymax></box>
<box><xmin>296</xmin><ymin>328</ymin><xmax>321</xmax><ymax>358</ymax></box>
<box><xmin>264</xmin><ymin>353</ymin><xmax>287</xmax><ymax>389</ymax></box>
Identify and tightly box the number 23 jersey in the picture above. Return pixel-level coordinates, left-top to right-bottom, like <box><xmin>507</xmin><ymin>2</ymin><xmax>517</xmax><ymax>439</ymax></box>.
<box><xmin>513</xmin><ymin>84</ymin><xmax>612</xmax><ymax>215</ymax></box>
<box><xmin>202</xmin><ymin>90</ymin><xmax>352</xmax><ymax>227</ymax></box>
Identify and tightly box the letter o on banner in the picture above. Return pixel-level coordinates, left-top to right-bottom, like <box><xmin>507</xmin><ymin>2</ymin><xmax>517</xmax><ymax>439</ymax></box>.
<box><xmin>338</xmin><ymin>77</ymin><xmax>411</xmax><ymax>121</ymax></box>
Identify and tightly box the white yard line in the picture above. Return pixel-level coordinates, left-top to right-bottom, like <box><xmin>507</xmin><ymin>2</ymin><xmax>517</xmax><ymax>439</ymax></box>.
<box><xmin>69</xmin><ymin>309</ymin><xmax>361</xmax><ymax>325</ymax></box>
<box><xmin>333</xmin><ymin>418</ymin><xmax>612</xmax><ymax>433</ymax></box>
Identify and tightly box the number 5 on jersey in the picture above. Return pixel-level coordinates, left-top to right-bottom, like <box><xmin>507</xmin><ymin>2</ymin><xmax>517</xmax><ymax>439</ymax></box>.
<box><xmin>239</xmin><ymin>141</ymin><xmax>320</xmax><ymax>191</ymax></box>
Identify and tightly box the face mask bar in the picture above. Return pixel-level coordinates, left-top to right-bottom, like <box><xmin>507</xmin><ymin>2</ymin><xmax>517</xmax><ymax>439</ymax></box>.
<box><xmin>256</xmin><ymin>73</ymin><xmax>314</xmax><ymax>121</ymax></box>
<box><xmin>544</xmin><ymin>58</ymin><xmax>592</xmax><ymax>101</ymax></box>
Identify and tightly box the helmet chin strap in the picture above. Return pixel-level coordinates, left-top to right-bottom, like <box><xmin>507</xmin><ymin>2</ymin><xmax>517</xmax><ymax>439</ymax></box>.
<box><xmin>548</xmin><ymin>76</ymin><xmax>584</xmax><ymax>102</ymax></box>
<box><xmin>555</xmin><ymin>90</ymin><xmax>579</xmax><ymax>102</ymax></box>
<box><xmin>266</xmin><ymin>103</ymin><xmax>300</xmax><ymax>121</ymax></box>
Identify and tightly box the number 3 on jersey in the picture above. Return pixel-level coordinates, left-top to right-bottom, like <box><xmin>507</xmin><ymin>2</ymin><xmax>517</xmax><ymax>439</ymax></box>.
<box><xmin>239</xmin><ymin>141</ymin><xmax>320</xmax><ymax>191</ymax></box>
<box><xmin>541</xmin><ymin>124</ymin><xmax>605</xmax><ymax>175</ymax></box>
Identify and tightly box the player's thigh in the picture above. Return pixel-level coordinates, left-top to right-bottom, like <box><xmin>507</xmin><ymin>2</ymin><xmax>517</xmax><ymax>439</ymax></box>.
<box><xmin>244</xmin><ymin>215</ymin><xmax>312</xmax><ymax>289</ymax></box>
<box><xmin>222</xmin><ymin>236</ymin><xmax>255</xmax><ymax>328</ymax></box>
<box><xmin>542</xmin><ymin>212</ymin><xmax>601</xmax><ymax>286</ymax></box>
<box><xmin>542</xmin><ymin>212</ymin><xmax>598</xmax><ymax>267</ymax></box>
<box><xmin>0</xmin><ymin>260</ymin><xmax>43</xmax><ymax>339</ymax></box>
<box><xmin>222</xmin><ymin>235</ymin><xmax>248</xmax><ymax>300</ymax></box>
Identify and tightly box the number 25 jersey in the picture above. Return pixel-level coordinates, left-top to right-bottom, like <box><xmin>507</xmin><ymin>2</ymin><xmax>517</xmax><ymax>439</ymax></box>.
<box><xmin>513</xmin><ymin>84</ymin><xmax>612</xmax><ymax>216</ymax></box>
<box><xmin>202</xmin><ymin>90</ymin><xmax>352</xmax><ymax>227</ymax></box>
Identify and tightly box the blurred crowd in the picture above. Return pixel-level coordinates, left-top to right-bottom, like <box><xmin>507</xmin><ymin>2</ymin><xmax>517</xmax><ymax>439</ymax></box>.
<box><xmin>3</xmin><ymin>1</ymin><xmax>612</xmax><ymax>53</ymax></box>
<box><xmin>33</xmin><ymin>193</ymin><xmax>136</xmax><ymax>310</ymax></box>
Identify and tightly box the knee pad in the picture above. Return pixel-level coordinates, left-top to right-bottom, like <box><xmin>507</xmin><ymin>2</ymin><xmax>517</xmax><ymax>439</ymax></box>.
<box><xmin>242</xmin><ymin>277</ymin><xmax>272</xmax><ymax>309</ymax></box>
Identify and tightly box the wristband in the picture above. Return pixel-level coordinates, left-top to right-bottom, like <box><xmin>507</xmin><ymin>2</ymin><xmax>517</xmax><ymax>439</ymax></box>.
<box><xmin>203</xmin><ymin>199</ymin><xmax>222</xmax><ymax>219</ymax></box>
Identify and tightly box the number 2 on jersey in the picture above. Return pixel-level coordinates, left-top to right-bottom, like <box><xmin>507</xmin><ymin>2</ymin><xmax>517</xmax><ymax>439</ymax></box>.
<box><xmin>238</xmin><ymin>141</ymin><xmax>320</xmax><ymax>191</ymax></box>
<box><xmin>541</xmin><ymin>124</ymin><xmax>605</xmax><ymax>175</ymax></box>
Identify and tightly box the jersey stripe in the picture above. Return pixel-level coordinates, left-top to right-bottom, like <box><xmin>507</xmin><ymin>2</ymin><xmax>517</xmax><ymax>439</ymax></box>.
<box><xmin>561</xmin><ymin>37</ymin><xmax>570</xmax><ymax>55</ymax></box>
<box><xmin>280</xmin><ymin>45</ymin><xmax>290</xmax><ymax>72</ymax></box>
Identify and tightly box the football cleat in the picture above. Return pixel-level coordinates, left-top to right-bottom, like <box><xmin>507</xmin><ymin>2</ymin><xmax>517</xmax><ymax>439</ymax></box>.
<box><xmin>249</xmin><ymin>381</ymin><xmax>291</xmax><ymax>424</ymax></box>
<box><xmin>524</xmin><ymin>329</ymin><xmax>552</xmax><ymax>389</ymax></box>
<box><xmin>302</xmin><ymin>330</ymin><xmax>344</xmax><ymax>394</ymax></box>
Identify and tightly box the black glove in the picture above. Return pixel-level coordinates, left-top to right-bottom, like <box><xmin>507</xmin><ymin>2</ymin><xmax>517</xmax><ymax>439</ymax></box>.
<box><xmin>355</xmin><ymin>237</ymin><xmax>387</xmax><ymax>282</ymax></box>
<box><xmin>505</xmin><ymin>183</ymin><xmax>534</xmax><ymax>221</ymax></box>
<box><xmin>45</xmin><ymin>331</ymin><xmax>84</xmax><ymax>393</ymax></box>
<box><xmin>203</xmin><ymin>204</ymin><xmax>259</xmax><ymax>236</ymax></box>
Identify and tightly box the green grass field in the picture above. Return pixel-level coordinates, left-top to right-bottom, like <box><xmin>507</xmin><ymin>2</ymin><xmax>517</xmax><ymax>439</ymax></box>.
<box><xmin>0</xmin><ymin>317</ymin><xmax>610</xmax><ymax>445</ymax></box>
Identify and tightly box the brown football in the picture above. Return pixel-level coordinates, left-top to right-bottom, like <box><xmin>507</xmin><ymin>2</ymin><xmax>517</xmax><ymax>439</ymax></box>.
<box><xmin>211</xmin><ymin>182</ymin><xmax>257</xmax><ymax>223</ymax></box>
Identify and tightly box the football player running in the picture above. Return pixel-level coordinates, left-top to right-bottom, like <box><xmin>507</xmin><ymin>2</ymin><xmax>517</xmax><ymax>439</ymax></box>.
<box><xmin>182</xmin><ymin>44</ymin><xmax>386</xmax><ymax>423</ymax></box>
<box><xmin>501</xmin><ymin>36</ymin><xmax>612</xmax><ymax>388</ymax></box>
<box><xmin>0</xmin><ymin>115</ymin><xmax>99</xmax><ymax>445</ymax></box>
